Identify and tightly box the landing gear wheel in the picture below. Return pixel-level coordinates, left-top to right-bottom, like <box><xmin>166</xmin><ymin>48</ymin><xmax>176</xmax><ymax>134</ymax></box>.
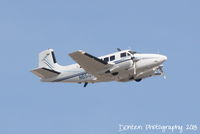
<box><xmin>135</xmin><ymin>79</ymin><xmax>142</xmax><ymax>82</ymax></box>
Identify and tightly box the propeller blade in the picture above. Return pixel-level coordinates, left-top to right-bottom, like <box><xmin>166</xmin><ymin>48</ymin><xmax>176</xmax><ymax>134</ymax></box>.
<box><xmin>117</xmin><ymin>48</ymin><xmax>121</xmax><ymax>51</ymax></box>
<box><xmin>84</xmin><ymin>82</ymin><xmax>88</xmax><ymax>87</ymax></box>
<box><xmin>133</xmin><ymin>62</ymin><xmax>136</xmax><ymax>75</ymax></box>
<box><xmin>158</xmin><ymin>66</ymin><xmax>166</xmax><ymax>79</ymax></box>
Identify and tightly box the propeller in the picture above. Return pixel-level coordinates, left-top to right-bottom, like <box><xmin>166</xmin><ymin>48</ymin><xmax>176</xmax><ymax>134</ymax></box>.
<box><xmin>133</xmin><ymin>61</ymin><xmax>136</xmax><ymax>76</ymax></box>
<box><xmin>117</xmin><ymin>48</ymin><xmax>121</xmax><ymax>51</ymax></box>
<box><xmin>117</xmin><ymin>47</ymin><xmax>138</xmax><ymax>76</ymax></box>
<box><xmin>159</xmin><ymin>66</ymin><xmax>166</xmax><ymax>79</ymax></box>
<box><xmin>130</xmin><ymin>54</ymin><xmax>138</xmax><ymax>77</ymax></box>
<box><xmin>84</xmin><ymin>82</ymin><xmax>88</xmax><ymax>87</ymax></box>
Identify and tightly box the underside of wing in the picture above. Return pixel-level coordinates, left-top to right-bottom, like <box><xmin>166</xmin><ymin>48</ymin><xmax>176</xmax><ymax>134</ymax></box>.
<box><xmin>69</xmin><ymin>50</ymin><xmax>113</xmax><ymax>77</ymax></box>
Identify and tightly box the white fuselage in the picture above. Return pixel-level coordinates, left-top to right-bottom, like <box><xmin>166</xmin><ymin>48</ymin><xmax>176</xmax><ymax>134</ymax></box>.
<box><xmin>41</xmin><ymin>50</ymin><xmax>167</xmax><ymax>83</ymax></box>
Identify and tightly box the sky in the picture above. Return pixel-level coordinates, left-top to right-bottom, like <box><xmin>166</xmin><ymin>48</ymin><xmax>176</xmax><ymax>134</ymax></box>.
<box><xmin>0</xmin><ymin>0</ymin><xmax>200</xmax><ymax>134</ymax></box>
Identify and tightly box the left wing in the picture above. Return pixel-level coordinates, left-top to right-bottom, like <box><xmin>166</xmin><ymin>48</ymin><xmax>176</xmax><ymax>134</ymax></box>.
<box><xmin>69</xmin><ymin>50</ymin><xmax>113</xmax><ymax>77</ymax></box>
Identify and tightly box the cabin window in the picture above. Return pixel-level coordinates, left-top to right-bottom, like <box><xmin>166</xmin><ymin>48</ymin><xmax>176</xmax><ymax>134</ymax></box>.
<box><xmin>104</xmin><ymin>57</ymin><xmax>109</xmax><ymax>62</ymax></box>
<box><xmin>110</xmin><ymin>55</ymin><xmax>115</xmax><ymax>61</ymax></box>
<box><xmin>127</xmin><ymin>53</ymin><xmax>130</xmax><ymax>56</ymax></box>
<box><xmin>120</xmin><ymin>52</ymin><xmax>126</xmax><ymax>57</ymax></box>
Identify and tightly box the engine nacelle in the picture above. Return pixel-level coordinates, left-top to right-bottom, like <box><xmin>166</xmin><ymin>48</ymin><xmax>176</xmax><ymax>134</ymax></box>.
<box><xmin>109</xmin><ymin>59</ymin><xmax>132</xmax><ymax>73</ymax></box>
<box><xmin>135</xmin><ymin>69</ymin><xmax>155</xmax><ymax>79</ymax></box>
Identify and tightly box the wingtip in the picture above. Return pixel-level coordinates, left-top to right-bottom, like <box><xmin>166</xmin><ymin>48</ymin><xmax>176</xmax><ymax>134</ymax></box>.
<box><xmin>77</xmin><ymin>50</ymin><xmax>85</xmax><ymax>54</ymax></box>
<box><xmin>69</xmin><ymin>50</ymin><xmax>85</xmax><ymax>57</ymax></box>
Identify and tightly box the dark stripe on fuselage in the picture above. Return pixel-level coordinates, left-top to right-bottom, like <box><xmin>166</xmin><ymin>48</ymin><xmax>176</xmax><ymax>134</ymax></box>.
<box><xmin>114</xmin><ymin>58</ymin><xmax>131</xmax><ymax>64</ymax></box>
<box><xmin>42</xmin><ymin>68</ymin><xmax>60</xmax><ymax>74</ymax></box>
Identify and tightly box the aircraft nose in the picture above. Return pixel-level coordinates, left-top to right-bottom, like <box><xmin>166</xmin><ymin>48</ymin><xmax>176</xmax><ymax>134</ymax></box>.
<box><xmin>154</xmin><ymin>54</ymin><xmax>167</xmax><ymax>64</ymax></box>
<box><xmin>161</xmin><ymin>55</ymin><xmax>167</xmax><ymax>61</ymax></box>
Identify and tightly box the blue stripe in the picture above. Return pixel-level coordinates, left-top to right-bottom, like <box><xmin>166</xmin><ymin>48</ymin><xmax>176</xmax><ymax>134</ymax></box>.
<box><xmin>44</xmin><ymin>58</ymin><xmax>54</xmax><ymax>69</ymax></box>
<box><xmin>53</xmin><ymin>72</ymin><xmax>86</xmax><ymax>82</ymax></box>
<box><xmin>114</xmin><ymin>59</ymin><xmax>131</xmax><ymax>64</ymax></box>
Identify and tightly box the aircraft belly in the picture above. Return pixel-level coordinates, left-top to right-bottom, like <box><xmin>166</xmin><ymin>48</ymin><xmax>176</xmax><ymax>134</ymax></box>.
<box><xmin>116</xmin><ymin>70</ymin><xmax>133</xmax><ymax>82</ymax></box>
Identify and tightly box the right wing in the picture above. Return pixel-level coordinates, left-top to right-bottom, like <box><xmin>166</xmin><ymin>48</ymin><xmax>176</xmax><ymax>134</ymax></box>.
<box><xmin>69</xmin><ymin>50</ymin><xmax>114</xmax><ymax>78</ymax></box>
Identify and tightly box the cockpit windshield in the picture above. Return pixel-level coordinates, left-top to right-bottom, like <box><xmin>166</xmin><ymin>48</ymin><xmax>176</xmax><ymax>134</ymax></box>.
<box><xmin>128</xmin><ymin>51</ymin><xmax>136</xmax><ymax>55</ymax></box>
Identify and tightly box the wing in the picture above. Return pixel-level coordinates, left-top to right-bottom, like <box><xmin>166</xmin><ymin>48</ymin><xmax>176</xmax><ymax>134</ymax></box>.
<box><xmin>69</xmin><ymin>50</ymin><xmax>113</xmax><ymax>77</ymax></box>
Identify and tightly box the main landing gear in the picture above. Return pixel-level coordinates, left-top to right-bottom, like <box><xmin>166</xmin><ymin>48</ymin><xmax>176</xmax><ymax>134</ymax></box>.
<box><xmin>135</xmin><ymin>79</ymin><xmax>142</xmax><ymax>82</ymax></box>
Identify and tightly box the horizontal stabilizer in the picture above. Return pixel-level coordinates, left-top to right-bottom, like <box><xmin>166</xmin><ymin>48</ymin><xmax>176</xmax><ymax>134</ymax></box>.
<box><xmin>31</xmin><ymin>68</ymin><xmax>60</xmax><ymax>79</ymax></box>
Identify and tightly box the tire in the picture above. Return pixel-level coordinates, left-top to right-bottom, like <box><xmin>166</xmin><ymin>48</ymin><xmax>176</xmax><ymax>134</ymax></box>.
<box><xmin>135</xmin><ymin>79</ymin><xmax>142</xmax><ymax>82</ymax></box>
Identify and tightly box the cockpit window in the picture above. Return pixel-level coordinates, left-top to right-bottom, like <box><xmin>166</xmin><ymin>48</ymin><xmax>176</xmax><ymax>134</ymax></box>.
<box><xmin>104</xmin><ymin>57</ymin><xmax>109</xmax><ymax>62</ymax></box>
<box><xmin>120</xmin><ymin>52</ymin><xmax>126</xmax><ymax>57</ymax></box>
<box><xmin>110</xmin><ymin>55</ymin><xmax>115</xmax><ymax>61</ymax></box>
<box><xmin>128</xmin><ymin>51</ymin><xmax>136</xmax><ymax>55</ymax></box>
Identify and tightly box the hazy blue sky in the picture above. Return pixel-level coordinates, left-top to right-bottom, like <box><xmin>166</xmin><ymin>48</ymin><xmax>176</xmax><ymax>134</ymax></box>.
<box><xmin>0</xmin><ymin>0</ymin><xmax>200</xmax><ymax>134</ymax></box>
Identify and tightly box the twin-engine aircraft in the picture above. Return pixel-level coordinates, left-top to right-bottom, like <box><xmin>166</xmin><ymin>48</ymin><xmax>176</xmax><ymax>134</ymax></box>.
<box><xmin>31</xmin><ymin>48</ymin><xmax>167</xmax><ymax>87</ymax></box>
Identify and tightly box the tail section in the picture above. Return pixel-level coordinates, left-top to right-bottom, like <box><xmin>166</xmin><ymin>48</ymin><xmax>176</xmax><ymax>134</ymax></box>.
<box><xmin>32</xmin><ymin>49</ymin><xmax>62</xmax><ymax>79</ymax></box>
<box><xmin>39</xmin><ymin>49</ymin><xmax>58</xmax><ymax>70</ymax></box>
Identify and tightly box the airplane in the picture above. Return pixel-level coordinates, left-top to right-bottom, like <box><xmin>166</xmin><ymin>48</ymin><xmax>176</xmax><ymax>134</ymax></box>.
<box><xmin>31</xmin><ymin>48</ymin><xmax>167</xmax><ymax>87</ymax></box>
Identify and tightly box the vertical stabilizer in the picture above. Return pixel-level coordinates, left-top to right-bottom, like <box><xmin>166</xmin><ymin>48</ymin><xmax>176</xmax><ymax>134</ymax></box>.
<box><xmin>31</xmin><ymin>49</ymin><xmax>62</xmax><ymax>79</ymax></box>
<box><xmin>39</xmin><ymin>49</ymin><xmax>59</xmax><ymax>70</ymax></box>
